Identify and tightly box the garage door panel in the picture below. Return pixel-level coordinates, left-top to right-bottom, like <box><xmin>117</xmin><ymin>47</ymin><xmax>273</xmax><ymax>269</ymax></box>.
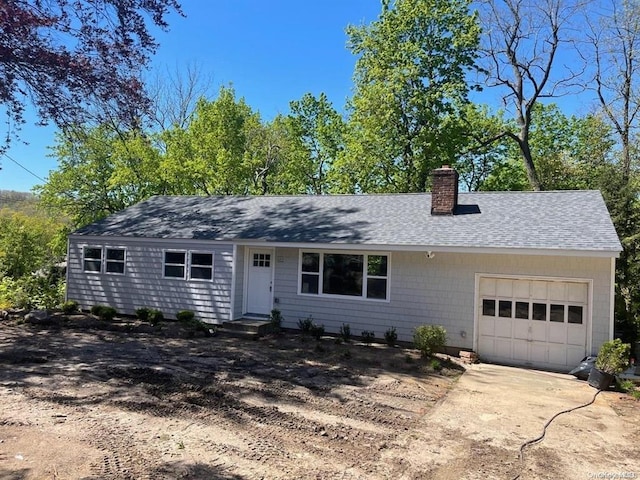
<box><xmin>478</xmin><ymin>277</ymin><xmax>588</xmax><ymax>369</ymax></box>
<box><xmin>495</xmin><ymin>318</ymin><xmax>512</xmax><ymax>338</ymax></box>
<box><xmin>513</xmin><ymin>321</ymin><xmax>529</xmax><ymax>340</ymax></box>
<box><xmin>548</xmin><ymin>323</ymin><xmax>566</xmax><ymax>344</ymax></box>
<box><xmin>479</xmin><ymin>317</ymin><xmax>495</xmax><ymax>336</ymax></box>
<box><xmin>567</xmin><ymin>325</ymin><xmax>586</xmax><ymax>346</ymax></box>
<box><xmin>548</xmin><ymin>345</ymin><xmax>567</xmax><ymax>365</ymax></box>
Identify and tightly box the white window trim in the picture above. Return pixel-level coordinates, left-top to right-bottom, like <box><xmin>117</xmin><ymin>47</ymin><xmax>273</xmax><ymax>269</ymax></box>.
<box><xmin>105</xmin><ymin>247</ymin><xmax>127</xmax><ymax>276</ymax></box>
<box><xmin>162</xmin><ymin>249</ymin><xmax>215</xmax><ymax>282</ymax></box>
<box><xmin>189</xmin><ymin>251</ymin><xmax>214</xmax><ymax>282</ymax></box>
<box><xmin>297</xmin><ymin>249</ymin><xmax>391</xmax><ymax>302</ymax></box>
<box><xmin>163</xmin><ymin>249</ymin><xmax>187</xmax><ymax>280</ymax></box>
<box><xmin>82</xmin><ymin>246</ymin><xmax>103</xmax><ymax>273</ymax></box>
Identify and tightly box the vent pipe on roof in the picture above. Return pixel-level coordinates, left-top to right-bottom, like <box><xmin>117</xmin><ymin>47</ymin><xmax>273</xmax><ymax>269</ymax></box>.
<box><xmin>431</xmin><ymin>165</ymin><xmax>458</xmax><ymax>215</ymax></box>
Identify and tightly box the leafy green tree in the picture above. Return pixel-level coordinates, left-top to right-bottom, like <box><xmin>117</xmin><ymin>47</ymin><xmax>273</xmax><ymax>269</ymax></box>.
<box><xmin>335</xmin><ymin>0</ymin><xmax>481</xmax><ymax>193</ymax></box>
<box><xmin>36</xmin><ymin>125</ymin><xmax>163</xmax><ymax>226</ymax></box>
<box><xmin>286</xmin><ymin>93</ymin><xmax>345</xmax><ymax>194</ymax></box>
<box><xmin>161</xmin><ymin>86</ymin><xmax>257</xmax><ymax>195</ymax></box>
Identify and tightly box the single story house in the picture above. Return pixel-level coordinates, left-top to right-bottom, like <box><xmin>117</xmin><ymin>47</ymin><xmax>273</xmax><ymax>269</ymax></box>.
<box><xmin>66</xmin><ymin>166</ymin><xmax>622</xmax><ymax>370</ymax></box>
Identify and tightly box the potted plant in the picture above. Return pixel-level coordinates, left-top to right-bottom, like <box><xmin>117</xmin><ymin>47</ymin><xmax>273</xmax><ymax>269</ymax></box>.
<box><xmin>588</xmin><ymin>339</ymin><xmax>631</xmax><ymax>390</ymax></box>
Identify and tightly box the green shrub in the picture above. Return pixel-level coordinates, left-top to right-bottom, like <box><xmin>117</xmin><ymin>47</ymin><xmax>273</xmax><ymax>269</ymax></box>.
<box><xmin>595</xmin><ymin>339</ymin><xmax>631</xmax><ymax>375</ymax></box>
<box><xmin>61</xmin><ymin>300</ymin><xmax>79</xmax><ymax>314</ymax></box>
<box><xmin>361</xmin><ymin>330</ymin><xmax>375</xmax><ymax>345</ymax></box>
<box><xmin>310</xmin><ymin>323</ymin><xmax>325</xmax><ymax>341</ymax></box>
<box><xmin>429</xmin><ymin>358</ymin><xmax>442</xmax><ymax>371</ymax></box>
<box><xmin>90</xmin><ymin>305</ymin><xmax>104</xmax><ymax>316</ymax></box>
<box><xmin>339</xmin><ymin>323</ymin><xmax>351</xmax><ymax>342</ymax></box>
<box><xmin>176</xmin><ymin>310</ymin><xmax>195</xmax><ymax>323</ymax></box>
<box><xmin>148</xmin><ymin>309</ymin><xmax>164</xmax><ymax>325</ymax></box>
<box><xmin>270</xmin><ymin>308</ymin><xmax>283</xmax><ymax>332</ymax></box>
<box><xmin>384</xmin><ymin>327</ymin><xmax>397</xmax><ymax>346</ymax></box>
<box><xmin>0</xmin><ymin>275</ymin><xmax>64</xmax><ymax>310</ymax></box>
<box><xmin>136</xmin><ymin>307</ymin><xmax>151</xmax><ymax>321</ymax></box>
<box><xmin>413</xmin><ymin>325</ymin><xmax>446</xmax><ymax>357</ymax></box>
<box><xmin>98</xmin><ymin>306</ymin><xmax>117</xmax><ymax>321</ymax></box>
<box><xmin>617</xmin><ymin>379</ymin><xmax>636</xmax><ymax>393</ymax></box>
<box><xmin>298</xmin><ymin>316</ymin><xmax>313</xmax><ymax>334</ymax></box>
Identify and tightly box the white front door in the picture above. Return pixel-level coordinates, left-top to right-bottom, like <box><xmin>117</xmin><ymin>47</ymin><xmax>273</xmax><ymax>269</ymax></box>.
<box><xmin>246</xmin><ymin>248</ymin><xmax>273</xmax><ymax>315</ymax></box>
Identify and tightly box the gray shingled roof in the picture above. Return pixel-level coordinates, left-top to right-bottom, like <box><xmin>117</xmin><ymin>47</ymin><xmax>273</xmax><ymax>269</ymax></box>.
<box><xmin>71</xmin><ymin>191</ymin><xmax>622</xmax><ymax>254</ymax></box>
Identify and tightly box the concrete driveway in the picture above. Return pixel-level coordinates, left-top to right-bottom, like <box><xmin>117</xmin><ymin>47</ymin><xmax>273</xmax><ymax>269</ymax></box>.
<box><xmin>382</xmin><ymin>363</ymin><xmax>640</xmax><ymax>479</ymax></box>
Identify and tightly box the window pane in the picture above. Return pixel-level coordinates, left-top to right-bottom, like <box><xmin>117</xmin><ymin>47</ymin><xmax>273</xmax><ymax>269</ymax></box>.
<box><xmin>498</xmin><ymin>300</ymin><xmax>512</xmax><ymax>318</ymax></box>
<box><xmin>84</xmin><ymin>247</ymin><xmax>102</xmax><ymax>260</ymax></box>
<box><xmin>515</xmin><ymin>301</ymin><xmax>529</xmax><ymax>319</ymax></box>
<box><xmin>367</xmin><ymin>278</ymin><xmax>387</xmax><ymax>299</ymax></box>
<box><xmin>550</xmin><ymin>304</ymin><xmax>565</xmax><ymax>323</ymax></box>
<box><xmin>106</xmin><ymin>262</ymin><xmax>125</xmax><ymax>274</ymax></box>
<box><xmin>191</xmin><ymin>253</ymin><xmax>213</xmax><ymax>266</ymax></box>
<box><xmin>322</xmin><ymin>254</ymin><xmax>363</xmax><ymax>296</ymax></box>
<box><xmin>83</xmin><ymin>260</ymin><xmax>101</xmax><ymax>272</ymax></box>
<box><xmin>302</xmin><ymin>252</ymin><xmax>320</xmax><ymax>272</ymax></box>
<box><xmin>301</xmin><ymin>274</ymin><xmax>319</xmax><ymax>294</ymax></box>
<box><xmin>164</xmin><ymin>265</ymin><xmax>185</xmax><ymax>278</ymax></box>
<box><xmin>191</xmin><ymin>266</ymin><xmax>212</xmax><ymax>280</ymax></box>
<box><xmin>482</xmin><ymin>299</ymin><xmax>496</xmax><ymax>316</ymax></box>
<box><xmin>568</xmin><ymin>305</ymin><xmax>583</xmax><ymax>324</ymax></box>
<box><xmin>367</xmin><ymin>255</ymin><xmax>388</xmax><ymax>277</ymax></box>
<box><xmin>106</xmin><ymin>249</ymin><xmax>125</xmax><ymax>261</ymax></box>
<box><xmin>165</xmin><ymin>251</ymin><xmax>185</xmax><ymax>265</ymax></box>
<box><xmin>532</xmin><ymin>303</ymin><xmax>547</xmax><ymax>321</ymax></box>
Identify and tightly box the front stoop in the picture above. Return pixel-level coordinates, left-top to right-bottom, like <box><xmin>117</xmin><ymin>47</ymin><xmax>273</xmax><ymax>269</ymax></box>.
<box><xmin>220</xmin><ymin>318</ymin><xmax>273</xmax><ymax>339</ymax></box>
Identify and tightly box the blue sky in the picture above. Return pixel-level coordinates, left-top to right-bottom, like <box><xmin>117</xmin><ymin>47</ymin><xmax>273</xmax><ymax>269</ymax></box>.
<box><xmin>0</xmin><ymin>0</ymin><xmax>381</xmax><ymax>192</ymax></box>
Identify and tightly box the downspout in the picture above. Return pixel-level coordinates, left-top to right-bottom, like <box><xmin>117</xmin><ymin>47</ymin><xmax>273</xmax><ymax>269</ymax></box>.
<box><xmin>609</xmin><ymin>257</ymin><xmax>616</xmax><ymax>341</ymax></box>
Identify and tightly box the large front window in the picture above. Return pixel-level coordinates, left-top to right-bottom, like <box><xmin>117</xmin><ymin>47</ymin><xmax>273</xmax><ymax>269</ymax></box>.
<box><xmin>300</xmin><ymin>251</ymin><xmax>389</xmax><ymax>300</ymax></box>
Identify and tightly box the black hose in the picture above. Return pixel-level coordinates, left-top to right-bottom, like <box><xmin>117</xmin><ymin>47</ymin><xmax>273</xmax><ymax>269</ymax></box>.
<box><xmin>518</xmin><ymin>389</ymin><xmax>601</xmax><ymax>462</ymax></box>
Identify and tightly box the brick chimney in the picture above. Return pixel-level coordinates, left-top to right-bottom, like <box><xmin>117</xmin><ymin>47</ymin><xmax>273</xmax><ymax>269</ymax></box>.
<box><xmin>431</xmin><ymin>165</ymin><xmax>458</xmax><ymax>215</ymax></box>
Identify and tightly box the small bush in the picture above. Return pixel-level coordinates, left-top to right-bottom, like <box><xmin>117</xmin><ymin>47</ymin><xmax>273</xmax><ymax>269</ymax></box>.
<box><xmin>270</xmin><ymin>308</ymin><xmax>283</xmax><ymax>332</ymax></box>
<box><xmin>413</xmin><ymin>325</ymin><xmax>446</xmax><ymax>357</ymax></box>
<box><xmin>384</xmin><ymin>327</ymin><xmax>397</xmax><ymax>346</ymax></box>
<box><xmin>618</xmin><ymin>379</ymin><xmax>636</xmax><ymax>393</ymax></box>
<box><xmin>136</xmin><ymin>307</ymin><xmax>151</xmax><ymax>321</ymax></box>
<box><xmin>148</xmin><ymin>309</ymin><xmax>164</xmax><ymax>325</ymax></box>
<box><xmin>91</xmin><ymin>305</ymin><xmax>117</xmax><ymax>321</ymax></box>
<box><xmin>310</xmin><ymin>323</ymin><xmax>325</xmax><ymax>341</ymax></box>
<box><xmin>339</xmin><ymin>323</ymin><xmax>351</xmax><ymax>342</ymax></box>
<box><xmin>176</xmin><ymin>310</ymin><xmax>195</xmax><ymax>323</ymax></box>
<box><xmin>298</xmin><ymin>316</ymin><xmax>313</xmax><ymax>334</ymax></box>
<box><xmin>429</xmin><ymin>358</ymin><xmax>442</xmax><ymax>371</ymax></box>
<box><xmin>61</xmin><ymin>300</ymin><xmax>79</xmax><ymax>314</ymax></box>
<box><xmin>361</xmin><ymin>330</ymin><xmax>375</xmax><ymax>345</ymax></box>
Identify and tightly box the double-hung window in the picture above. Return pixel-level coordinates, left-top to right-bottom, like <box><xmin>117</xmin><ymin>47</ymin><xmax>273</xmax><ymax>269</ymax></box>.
<box><xmin>300</xmin><ymin>251</ymin><xmax>389</xmax><ymax>300</ymax></box>
<box><xmin>164</xmin><ymin>251</ymin><xmax>186</xmax><ymax>279</ymax></box>
<box><xmin>163</xmin><ymin>250</ymin><xmax>214</xmax><ymax>281</ymax></box>
<box><xmin>83</xmin><ymin>247</ymin><xmax>103</xmax><ymax>272</ymax></box>
<box><xmin>83</xmin><ymin>247</ymin><xmax>126</xmax><ymax>274</ymax></box>
<box><xmin>105</xmin><ymin>248</ymin><xmax>126</xmax><ymax>274</ymax></box>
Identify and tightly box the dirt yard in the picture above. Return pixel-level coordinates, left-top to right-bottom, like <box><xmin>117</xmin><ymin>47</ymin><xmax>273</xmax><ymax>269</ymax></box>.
<box><xmin>0</xmin><ymin>313</ymin><xmax>638</xmax><ymax>480</ymax></box>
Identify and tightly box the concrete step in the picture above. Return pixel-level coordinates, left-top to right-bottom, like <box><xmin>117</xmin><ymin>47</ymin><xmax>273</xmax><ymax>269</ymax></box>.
<box><xmin>221</xmin><ymin>318</ymin><xmax>273</xmax><ymax>337</ymax></box>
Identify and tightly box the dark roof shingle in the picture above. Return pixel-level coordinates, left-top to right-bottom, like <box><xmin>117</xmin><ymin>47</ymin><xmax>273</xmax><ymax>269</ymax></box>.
<box><xmin>71</xmin><ymin>191</ymin><xmax>622</xmax><ymax>254</ymax></box>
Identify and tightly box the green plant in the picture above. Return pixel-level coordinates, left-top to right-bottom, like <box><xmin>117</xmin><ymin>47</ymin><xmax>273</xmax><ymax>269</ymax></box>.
<box><xmin>148</xmin><ymin>309</ymin><xmax>164</xmax><ymax>326</ymax></box>
<box><xmin>310</xmin><ymin>323</ymin><xmax>325</xmax><ymax>341</ymax></box>
<box><xmin>61</xmin><ymin>300</ymin><xmax>79</xmax><ymax>314</ymax></box>
<box><xmin>617</xmin><ymin>379</ymin><xmax>636</xmax><ymax>393</ymax></box>
<box><xmin>384</xmin><ymin>327</ymin><xmax>397</xmax><ymax>346</ymax></box>
<box><xmin>298</xmin><ymin>316</ymin><xmax>313</xmax><ymax>334</ymax></box>
<box><xmin>98</xmin><ymin>306</ymin><xmax>117</xmax><ymax>321</ymax></box>
<box><xmin>413</xmin><ymin>325</ymin><xmax>446</xmax><ymax>357</ymax></box>
<box><xmin>632</xmin><ymin>390</ymin><xmax>640</xmax><ymax>401</ymax></box>
<box><xmin>595</xmin><ymin>339</ymin><xmax>631</xmax><ymax>375</ymax></box>
<box><xmin>176</xmin><ymin>310</ymin><xmax>195</xmax><ymax>323</ymax></box>
<box><xmin>429</xmin><ymin>358</ymin><xmax>442</xmax><ymax>371</ymax></box>
<box><xmin>136</xmin><ymin>307</ymin><xmax>151</xmax><ymax>321</ymax></box>
<box><xmin>339</xmin><ymin>323</ymin><xmax>351</xmax><ymax>342</ymax></box>
<box><xmin>270</xmin><ymin>308</ymin><xmax>283</xmax><ymax>332</ymax></box>
<box><xmin>361</xmin><ymin>330</ymin><xmax>375</xmax><ymax>345</ymax></box>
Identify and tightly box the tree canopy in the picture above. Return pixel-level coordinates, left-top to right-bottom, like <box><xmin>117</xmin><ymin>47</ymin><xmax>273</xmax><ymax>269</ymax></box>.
<box><xmin>0</xmin><ymin>0</ymin><xmax>182</xmax><ymax>149</ymax></box>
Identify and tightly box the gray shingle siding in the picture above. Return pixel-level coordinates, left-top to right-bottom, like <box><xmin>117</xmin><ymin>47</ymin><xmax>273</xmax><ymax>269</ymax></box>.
<box><xmin>67</xmin><ymin>237</ymin><xmax>233</xmax><ymax>323</ymax></box>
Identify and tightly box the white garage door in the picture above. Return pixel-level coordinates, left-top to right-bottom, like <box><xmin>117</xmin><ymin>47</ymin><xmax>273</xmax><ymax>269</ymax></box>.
<box><xmin>477</xmin><ymin>276</ymin><xmax>589</xmax><ymax>370</ymax></box>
